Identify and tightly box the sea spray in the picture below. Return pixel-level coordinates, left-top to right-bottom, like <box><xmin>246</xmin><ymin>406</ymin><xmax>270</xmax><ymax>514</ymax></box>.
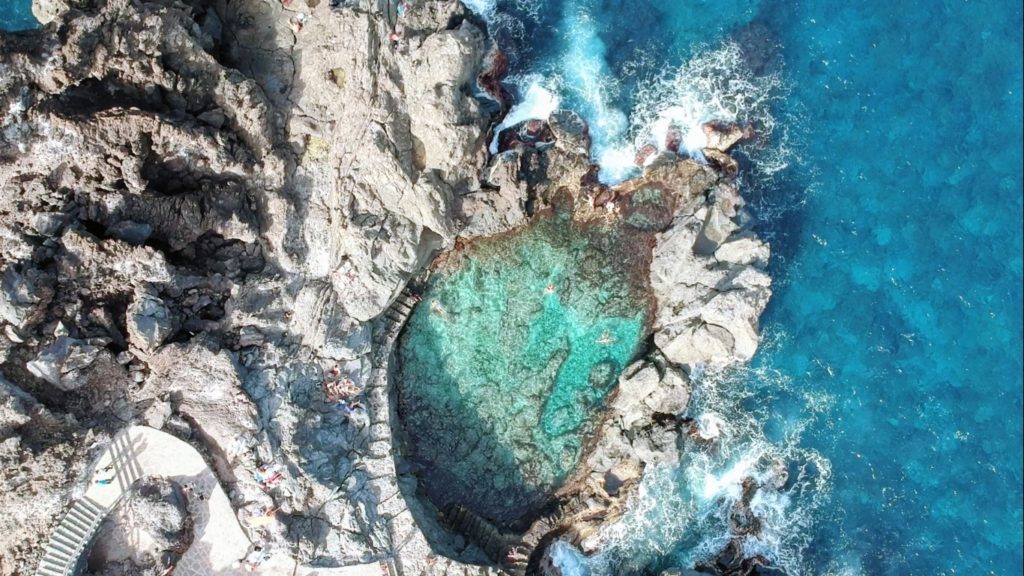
<box><xmin>599</xmin><ymin>41</ymin><xmax>792</xmax><ymax>184</ymax></box>
<box><xmin>556</xmin><ymin>3</ymin><xmax>629</xmax><ymax>178</ymax></box>
<box><xmin>573</xmin><ymin>346</ymin><xmax>832</xmax><ymax>576</ymax></box>
<box><xmin>549</xmin><ymin>540</ymin><xmax>592</xmax><ymax>576</ymax></box>
<box><xmin>489</xmin><ymin>80</ymin><xmax>560</xmax><ymax>153</ymax></box>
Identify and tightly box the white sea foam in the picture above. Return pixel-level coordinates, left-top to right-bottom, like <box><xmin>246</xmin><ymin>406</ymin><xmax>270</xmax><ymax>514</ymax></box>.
<box><xmin>461</xmin><ymin>0</ymin><xmax>497</xmax><ymax>19</ymax></box>
<box><xmin>556</xmin><ymin>5</ymin><xmax>629</xmax><ymax>179</ymax></box>
<box><xmin>488</xmin><ymin>80</ymin><xmax>561</xmax><ymax>153</ymax></box>
<box><xmin>549</xmin><ymin>540</ymin><xmax>592</xmax><ymax>576</ymax></box>
<box><xmin>592</xmin><ymin>41</ymin><xmax>792</xmax><ymax>184</ymax></box>
<box><xmin>575</xmin><ymin>347</ymin><xmax>832</xmax><ymax>576</ymax></box>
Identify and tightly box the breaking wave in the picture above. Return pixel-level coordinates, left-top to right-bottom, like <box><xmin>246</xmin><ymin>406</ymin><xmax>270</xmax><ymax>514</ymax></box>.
<box><xmin>466</xmin><ymin>3</ymin><xmax>827</xmax><ymax>574</ymax></box>
<box><xmin>565</xmin><ymin>331</ymin><xmax>834</xmax><ymax>576</ymax></box>
<box><xmin>600</xmin><ymin>41</ymin><xmax>793</xmax><ymax>183</ymax></box>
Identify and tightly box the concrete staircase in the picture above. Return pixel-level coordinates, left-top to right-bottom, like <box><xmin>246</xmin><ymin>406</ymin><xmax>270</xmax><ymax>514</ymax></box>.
<box><xmin>383</xmin><ymin>288</ymin><xmax>419</xmax><ymax>333</ymax></box>
<box><xmin>374</xmin><ymin>282</ymin><xmax>421</xmax><ymax>358</ymax></box>
<box><xmin>35</xmin><ymin>497</ymin><xmax>107</xmax><ymax>576</ymax></box>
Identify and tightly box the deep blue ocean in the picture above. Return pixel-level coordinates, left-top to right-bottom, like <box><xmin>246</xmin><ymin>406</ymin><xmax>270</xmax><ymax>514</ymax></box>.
<box><xmin>4</xmin><ymin>1</ymin><xmax>1021</xmax><ymax>574</ymax></box>
<box><xmin>0</xmin><ymin>0</ymin><xmax>35</xmax><ymax>32</ymax></box>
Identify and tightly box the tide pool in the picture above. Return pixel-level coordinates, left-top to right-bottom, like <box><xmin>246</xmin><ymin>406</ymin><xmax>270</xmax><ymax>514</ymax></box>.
<box><xmin>471</xmin><ymin>0</ymin><xmax>1023</xmax><ymax>574</ymax></box>
<box><xmin>396</xmin><ymin>211</ymin><xmax>654</xmax><ymax>527</ymax></box>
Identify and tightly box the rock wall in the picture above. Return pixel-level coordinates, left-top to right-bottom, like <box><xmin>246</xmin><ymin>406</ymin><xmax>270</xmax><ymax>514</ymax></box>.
<box><xmin>1</xmin><ymin>0</ymin><xmax>494</xmax><ymax>573</ymax></box>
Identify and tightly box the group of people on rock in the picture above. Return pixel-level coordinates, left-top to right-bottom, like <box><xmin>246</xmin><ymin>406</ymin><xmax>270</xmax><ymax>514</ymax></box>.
<box><xmin>324</xmin><ymin>366</ymin><xmax>366</xmax><ymax>421</ymax></box>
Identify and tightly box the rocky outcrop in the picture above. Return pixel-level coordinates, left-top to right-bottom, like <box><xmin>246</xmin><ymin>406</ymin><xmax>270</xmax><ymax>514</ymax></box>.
<box><xmin>2</xmin><ymin>0</ymin><xmax>774</xmax><ymax>574</ymax></box>
<box><xmin>0</xmin><ymin>375</ymin><xmax>99</xmax><ymax>576</ymax></box>
<box><xmin>87</xmin><ymin>477</ymin><xmax>194</xmax><ymax>576</ymax></box>
<box><xmin>222</xmin><ymin>0</ymin><xmax>489</xmax><ymax>321</ymax></box>
<box><xmin>1</xmin><ymin>0</ymin><xmax>494</xmax><ymax>573</ymax></box>
<box><xmin>644</xmin><ymin>136</ymin><xmax>772</xmax><ymax>368</ymax></box>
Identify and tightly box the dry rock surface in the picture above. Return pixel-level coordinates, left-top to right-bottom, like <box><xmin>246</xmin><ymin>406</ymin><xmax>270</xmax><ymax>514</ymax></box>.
<box><xmin>0</xmin><ymin>1</ymin><xmax>771</xmax><ymax>575</ymax></box>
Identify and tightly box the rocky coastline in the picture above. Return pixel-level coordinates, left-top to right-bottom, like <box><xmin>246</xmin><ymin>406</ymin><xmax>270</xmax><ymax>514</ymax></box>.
<box><xmin>1</xmin><ymin>1</ymin><xmax>774</xmax><ymax>575</ymax></box>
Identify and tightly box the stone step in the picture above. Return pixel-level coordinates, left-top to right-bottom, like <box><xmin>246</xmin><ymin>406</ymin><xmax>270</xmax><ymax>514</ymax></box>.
<box><xmin>35</xmin><ymin>564</ymin><xmax>64</xmax><ymax>576</ymax></box>
<box><xmin>43</xmin><ymin>538</ymin><xmax>75</xmax><ymax>557</ymax></box>
<box><xmin>37</xmin><ymin>498</ymin><xmax>109</xmax><ymax>576</ymax></box>
<box><xmin>36</xmin><ymin>559</ymin><xmax>68</xmax><ymax>576</ymax></box>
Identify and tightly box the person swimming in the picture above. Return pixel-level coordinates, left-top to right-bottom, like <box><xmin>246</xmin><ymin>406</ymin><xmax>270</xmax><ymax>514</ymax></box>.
<box><xmin>430</xmin><ymin>299</ymin><xmax>447</xmax><ymax>316</ymax></box>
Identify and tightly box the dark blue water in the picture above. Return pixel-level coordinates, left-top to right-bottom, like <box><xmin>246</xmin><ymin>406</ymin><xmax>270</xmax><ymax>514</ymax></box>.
<box><xmin>471</xmin><ymin>0</ymin><xmax>1023</xmax><ymax>574</ymax></box>
<box><xmin>751</xmin><ymin>2</ymin><xmax>1023</xmax><ymax>573</ymax></box>
<box><xmin>0</xmin><ymin>0</ymin><xmax>37</xmax><ymax>31</ymax></box>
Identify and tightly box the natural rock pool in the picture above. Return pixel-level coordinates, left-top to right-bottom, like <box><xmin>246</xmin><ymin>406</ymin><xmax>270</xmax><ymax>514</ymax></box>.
<box><xmin>397</xmin><ymin>198</ymin><xmax>668</xmax><ymax>527</ymax></box>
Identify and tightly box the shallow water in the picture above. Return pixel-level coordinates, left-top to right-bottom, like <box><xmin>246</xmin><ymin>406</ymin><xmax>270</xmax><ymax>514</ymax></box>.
<box><xmin>471</xmin><ymin>0</ymin><xmax>1023</xmax><ymax>574</ymax></box>
<box><xmin>396</xmin><ymin>210</ymin><xmax>655</xmax><ymax>526</ymax></box>
<box><xmin>0</xmin><ymin>0</ymin><xmax>37</xmax><ymax>32</ymax></box>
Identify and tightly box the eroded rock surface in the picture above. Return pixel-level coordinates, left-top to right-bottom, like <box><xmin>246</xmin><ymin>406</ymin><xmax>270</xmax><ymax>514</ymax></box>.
<box><xmin>1</xmin><ymin>0</ymin><xmax>495</xmax><ymax>573</ymax></box>
<box><xmin>1</xmin><ymin>0</ymin><xmax>772</xmax><ymax>575</ymax></box>
<box><xmin>86</xmin><ymin>477</ymin><xmax>194</xmax><ymax>576</ymax></box>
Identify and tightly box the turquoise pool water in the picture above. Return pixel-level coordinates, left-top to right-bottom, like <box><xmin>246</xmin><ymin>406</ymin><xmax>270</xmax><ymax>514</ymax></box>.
<box><xmin>0</xmin><ymin>0</ymin><xmax>37</xmax><ymax>31</ymax></box>
<box><xmin>468</xmin><ymin>0</ymin><xmax>1023</xmax><ymax>574</ymax></box>
<box><xmin>397</xmin><ymin>211</ymin><xmax>655</xmax><ymax>526</ymax></box>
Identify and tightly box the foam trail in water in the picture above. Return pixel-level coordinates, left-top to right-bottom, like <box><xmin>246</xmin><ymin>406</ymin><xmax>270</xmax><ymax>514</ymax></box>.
<box><xmin>597</xmin><ymin>42</ymin><xmax>789</xmax><ymax>184</ymax></box>
<box><xmin>488</xmin><ymin>80</ymin><xmax>561</xmax><ymax>153</ymax></box>
<box><xmin>555</xmin><ymin>3</ymin><xmax>629</xmax><ymax>181</ymax></box>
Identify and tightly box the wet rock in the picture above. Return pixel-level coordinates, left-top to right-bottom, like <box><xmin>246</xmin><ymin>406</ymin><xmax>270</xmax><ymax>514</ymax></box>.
<box><xmin>548</xmin><ymin>110</ymin><xmax>591</xmax><ymax>156</ymax></box>
<box><xmin>478</xmin><ymin>45</ymin><xmax>514</xmax><ymax>112</ymax></box>
<box><xmin>728</xmin><ymin>477</ymin><xmax>762</xmax><ymax>536</ymax></box>
<box><xmin>702</xmin><ymin>121</ymin><xmax>754</xmax><ymax>153</ymax></box>
<box><xmin>704</xmin><ymin>148</ymin><xmax>740</xmax><ymax>178</ymax></box>
<box><xmin>497</xmin><ymin>119</ymin><xmax>555</xmax><ymax>152</ymax></box>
